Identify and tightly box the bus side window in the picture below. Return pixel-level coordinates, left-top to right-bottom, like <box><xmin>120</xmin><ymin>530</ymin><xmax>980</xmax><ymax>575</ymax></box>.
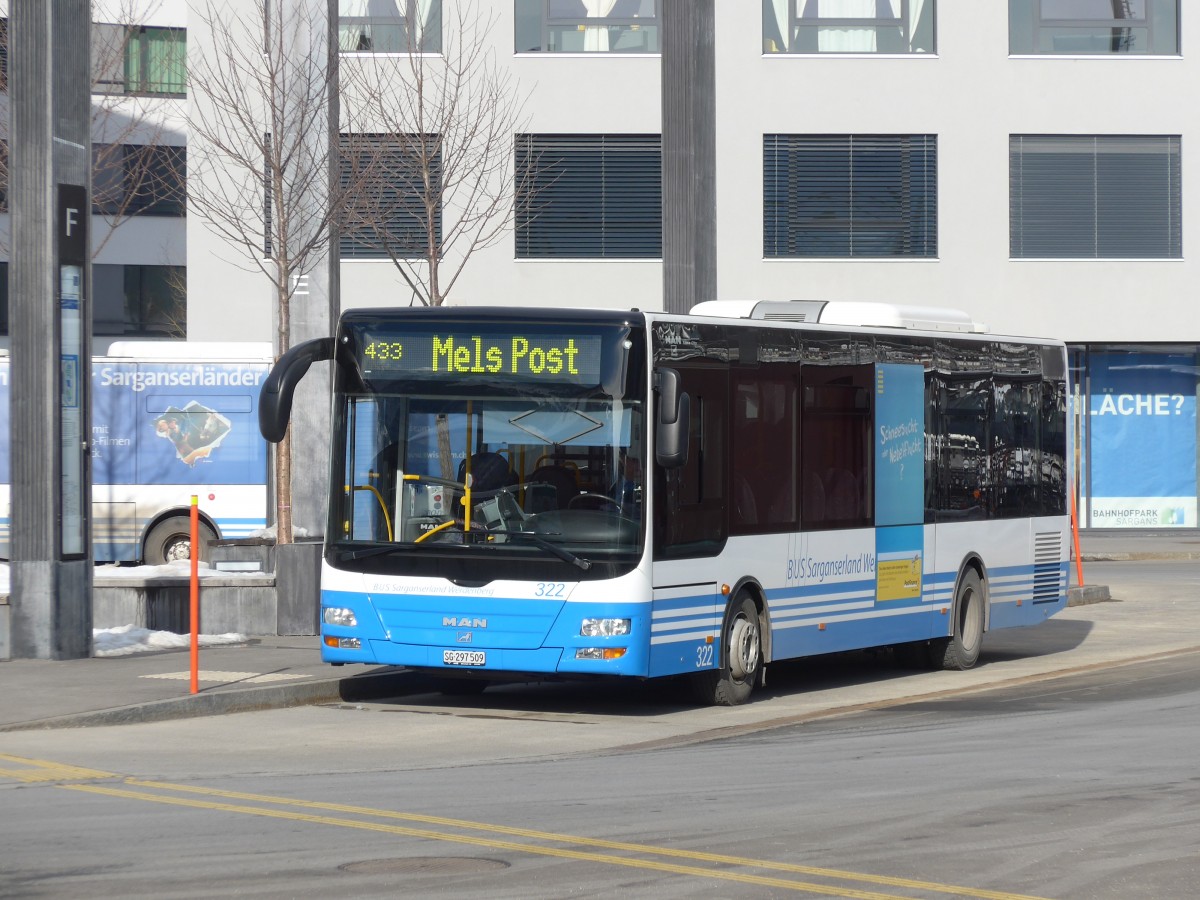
<box><xmin>1041</xmin><ymin>379</ymin><xmax>1068</xmax><ymax>516</ymax></box>
<box><xmin>800</xmin><ymin>365</ymin><xmax>873</xmax><ymax>531</ymax></box>
<box><xmin>934</xmin><ymin>375</ymin><xmax>992</xmax><ymax>520</ymax></box>
<box><xmin>731</xmin><ymin>372</ymin><xmax>797</xmax><ymax>534</ymax></box>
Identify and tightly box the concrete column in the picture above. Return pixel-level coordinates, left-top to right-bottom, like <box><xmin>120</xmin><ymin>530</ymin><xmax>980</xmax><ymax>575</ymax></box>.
<box><xmin>280</xmin><ymin>0</ymin><xmax>340</xmax><ymax>539</ymax></box>
<box><xmin>660</xmin><ymin>0</ymin><xmax>716</xmax><ymax>315</ymax></box>
<box><xmin>8</xmin><ymin>0</ymin><xmax>95</xmax><ymax>659</ymax></box>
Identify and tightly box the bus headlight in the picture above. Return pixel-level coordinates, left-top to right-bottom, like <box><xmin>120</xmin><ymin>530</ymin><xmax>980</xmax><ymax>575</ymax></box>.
<box><xmin>324</xmin><ymin>636</ymin><xmax>361</xmax><ymax>650</ymax></box>
<box><xmin>576</xmin><ymin>647</ymin><xmax>627</xmax><ymax>660</ymax></box>
<box><xmin>323</xmin><ymin>607</ymin><xmax>357</xmax><ymax>627</ymax></box>
<box><xmin>580</xmin><ymin>617</ymin><xmax>630</xmax><ymax>637</ymax></box>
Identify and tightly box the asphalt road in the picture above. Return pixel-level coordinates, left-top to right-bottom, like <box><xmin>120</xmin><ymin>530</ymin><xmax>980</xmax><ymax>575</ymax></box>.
<box><xmin>2</xmin><ymin>647</ymin><xmax>1196</xmax><ymax>899</ymax></box>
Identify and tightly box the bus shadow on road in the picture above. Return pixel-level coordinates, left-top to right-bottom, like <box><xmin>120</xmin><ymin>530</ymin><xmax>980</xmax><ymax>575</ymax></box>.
<box><xmin>974</xmin><ymin>616</ymin><xmax>1094</xmax><ymax>661</ymax></box>
<box><xmin>355</xmin><ymin>618</ymin><xmax>1095</xmax><ymax>716</ymax></box>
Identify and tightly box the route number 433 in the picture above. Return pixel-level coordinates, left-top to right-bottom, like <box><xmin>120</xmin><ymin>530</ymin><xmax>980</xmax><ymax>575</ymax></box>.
<box><xmin>696</xmin><ymin>643</ymin><xmax>714</xmax><ymax>668</ymax></box>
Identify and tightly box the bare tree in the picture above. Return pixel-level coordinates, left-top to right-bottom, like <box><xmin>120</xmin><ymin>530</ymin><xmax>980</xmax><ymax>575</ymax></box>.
<box><xmin>186</xmin><ymin>0</ymin><xmax>341</xmax><ymax>546</ymax></box>
<box><xmin>341</xmin><ymin>0</ymin><xmax>529</xmax><ymax>306</ymax></box>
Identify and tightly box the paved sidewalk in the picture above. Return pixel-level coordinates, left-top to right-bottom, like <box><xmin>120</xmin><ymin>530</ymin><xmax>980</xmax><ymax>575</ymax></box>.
<box><xmin>0</xmin><ymin>639</ymin><xmax>411</xmax><ymax>732</ymax></box>
<box><xmin>1078</xmin><ymin>529</ymin><xmax>1200</xmax><ymax>561</ymax></box>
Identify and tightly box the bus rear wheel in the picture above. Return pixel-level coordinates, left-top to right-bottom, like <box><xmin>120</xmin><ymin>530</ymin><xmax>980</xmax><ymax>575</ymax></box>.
<box><xmin>928</xmin><ymin>569</ymin><xmax>984</xmax><ymax>670</ymax></box>
<box><xmin>690</xmin><ymin>594</ymin><xmax>762</xmax><ymax>706</ymax></box>
<box><xmin>144</xmin><ymin>516</ymin><xmax>215</xmax><ymax>566</ymax></box>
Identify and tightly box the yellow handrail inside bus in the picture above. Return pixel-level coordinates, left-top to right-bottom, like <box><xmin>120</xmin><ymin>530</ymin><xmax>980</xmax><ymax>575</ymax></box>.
<box><xmin>414</xmin><ymin>519</ymin><xmax>456</xmax><ymax>544</ymax></box>
<box><xmin>346</xmin><ymin>484</ymin><xmax>393</xmax><ymax>542</ymax></box>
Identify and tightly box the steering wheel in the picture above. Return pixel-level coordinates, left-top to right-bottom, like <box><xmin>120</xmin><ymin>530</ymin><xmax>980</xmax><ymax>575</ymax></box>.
<box><xmin>568</xmin><ymin>492</ymin><xmax>619</xmax><ymax>513</ymax></box>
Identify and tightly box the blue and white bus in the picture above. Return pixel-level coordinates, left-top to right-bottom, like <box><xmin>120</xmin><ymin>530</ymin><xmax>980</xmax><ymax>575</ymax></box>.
<box><xmin>0</xmin><ymin>343</ymin><xmax>271</xmax><ymax>564</ymax></box>
<box><xmin>261</xmin><ymin>302</ymin><xmax>1069</xmax><ymax>704</ymax></box>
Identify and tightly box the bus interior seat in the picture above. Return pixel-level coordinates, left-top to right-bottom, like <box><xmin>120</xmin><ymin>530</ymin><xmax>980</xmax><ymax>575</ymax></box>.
<box><xmin>825</xmin><ymin>469</ymin><xmax>859</xmax><ymax>521</ymax></box>
<box><xmin>457</xmin><ymin>452</ymin><xmax>517</xmax><ymax>494</ymax></box>
<box><xmin>802</xmin><ymin>471</ymin><xmax>826</xmax><ymax>523</ymax></box>
<box><xmin>526</xmin><ymin>464</ymin><xmax>578</xmax><ymax>512</ymax></box>
<box><xmin>733</xmin><ymin>472</ymin><xmax>759</xmax><ymax>525</ymax></box>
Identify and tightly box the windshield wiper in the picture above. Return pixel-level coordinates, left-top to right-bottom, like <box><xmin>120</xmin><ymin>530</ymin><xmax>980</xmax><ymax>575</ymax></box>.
<box><xmin>487</xmin><ymin>529</ymin><xmax>592</xmax><ymax>571</ymax></box>
<box><xmin>333</xmin><ymin>544</ymin><xmax>414</xmax><ymax>562</ymax></box>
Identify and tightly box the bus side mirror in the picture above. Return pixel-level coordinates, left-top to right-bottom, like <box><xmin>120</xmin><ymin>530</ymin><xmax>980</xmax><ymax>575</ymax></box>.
<box><xmin>259</xmin><ymin>337</ymin><xmax>335</xmax><ymax>443</ymax></box>
<box><xmin>655</xmin><ymin>367</ymin><xmax>690</xmax><ymax>469</ymax></box>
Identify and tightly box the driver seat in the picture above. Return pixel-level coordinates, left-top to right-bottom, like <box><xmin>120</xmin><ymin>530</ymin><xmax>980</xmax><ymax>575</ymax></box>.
<box><xmin>526</xmin><ymin>465</ymin><xmax>578</xmax><ymax>512</ymax></box>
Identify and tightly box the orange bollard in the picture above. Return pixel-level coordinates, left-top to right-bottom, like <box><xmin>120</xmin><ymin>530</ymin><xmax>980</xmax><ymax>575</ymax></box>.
<box><xmin>190</xmin><ymin>495</ymin><xmax>200</xmax><ymax>694</ymax></box>
<box><xmin>1069</xmin><ymin>490</ymin><xmax>1084</xmax><ymax>588</ymax></box>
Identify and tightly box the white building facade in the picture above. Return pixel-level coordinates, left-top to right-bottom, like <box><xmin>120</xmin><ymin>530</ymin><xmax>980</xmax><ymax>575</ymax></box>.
<box><xmin>4</xmin><ymin>1</ymin><xmax>1198</xmax><ymax>530</ymax></box>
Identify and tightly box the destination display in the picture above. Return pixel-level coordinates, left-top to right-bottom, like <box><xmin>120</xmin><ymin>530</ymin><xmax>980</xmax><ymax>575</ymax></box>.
<box><xmin>358</xmin><ymin>330</ymin><xmax>605</xmax><ymax>385</ymax></box>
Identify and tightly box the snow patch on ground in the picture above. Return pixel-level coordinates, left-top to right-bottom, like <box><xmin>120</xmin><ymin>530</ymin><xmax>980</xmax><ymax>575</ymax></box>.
<box><xmin>92</xmin><ymin>625</ymin><xmax>249</xmax><ymax>657</ymax></box>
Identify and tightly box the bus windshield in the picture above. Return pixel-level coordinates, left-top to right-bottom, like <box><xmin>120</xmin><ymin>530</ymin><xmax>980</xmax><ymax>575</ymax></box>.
<box><xmin>328</xmin><ymin>317</ymin><xmax>646</xmax><ymax>578</ymax></box>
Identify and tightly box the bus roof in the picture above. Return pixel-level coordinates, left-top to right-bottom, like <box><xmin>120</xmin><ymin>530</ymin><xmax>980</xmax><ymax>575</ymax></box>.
<box><xmin>103</xmin><ymin>341</ymin><xmax>274</xmax><ymax>360</ymax></box>
<box><xmin>689</xmin><ymin>300</ymin><xmax>988</xmax><ymax>334</ymax></box>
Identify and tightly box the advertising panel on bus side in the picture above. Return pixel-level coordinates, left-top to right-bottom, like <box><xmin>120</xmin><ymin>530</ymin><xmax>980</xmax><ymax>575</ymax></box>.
<box><xmin>0</xmin><ymin>352</ymin><xmax>270</xmax><ymax>560</ymax></box>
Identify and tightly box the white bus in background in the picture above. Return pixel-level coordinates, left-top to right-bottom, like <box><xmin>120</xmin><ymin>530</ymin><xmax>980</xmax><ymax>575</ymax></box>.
<box><xmin>0</xmin><ymin>342</ymin><xmax>272</xmax><ymax>564</ymax></box>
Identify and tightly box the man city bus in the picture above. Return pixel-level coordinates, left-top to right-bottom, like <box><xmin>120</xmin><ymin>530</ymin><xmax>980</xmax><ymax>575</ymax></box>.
<box><xmin>260</xmin><ymin>302</ymin><xmax>1069</xmax><ymax>705</ymax></box>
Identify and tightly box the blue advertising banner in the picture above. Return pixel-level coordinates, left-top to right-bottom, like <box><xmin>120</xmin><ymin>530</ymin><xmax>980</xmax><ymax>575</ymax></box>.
<box><xmin>874</xmin><ymin>363</ymin><xmax>925</xmax><ymax>527</ymax></box>
<box><xmin>1</xmin><ymin>358</ymin><xmax>268</xmax><ymax>488</ymax></box>
<box><xmin>1087</xmin><ymin>351</ymin><xmax>1197</xmax><ymax>528</ymax></box>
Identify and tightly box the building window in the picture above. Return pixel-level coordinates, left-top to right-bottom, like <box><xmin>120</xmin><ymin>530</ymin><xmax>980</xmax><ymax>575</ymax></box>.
<box><xmin>515</xmin><ymin>0</ymin><xmax>659</xmax><ymax>53</ymax></box>
<box><xmin>1009</xmin><ymin>0</ymin><xmax>1179</xmax><ymax>55</ymax></box>
<box><xmin>93</xmin><ymin>144</ymin><xmax>187</xmax><ymax>218</ymax></box>
<box><xmin>340</xmin><ymin>134</ymin><xmax>441</xmax><ymax>259</ymax></box>
<box><xmin>93</xmin><ymin>264</ymin><xmax>186</xmax><ymax>337</ymax></box>
<box><xmin>338</xmin><ymin>0</ymin><xmax>442</xmax><ymax>53</ymax></box>
<box><xmin>764</xmin><ymin>134</ymin><xmax>938</xmax><ymax>258</ymax></box>
<box><xmin>764</xmin><ymin>0</ymin><xmax>935</xmax><ymax>54</ymax></box>
<box><xmin>1009</xmin><ymin>135</ymin><xmax>1181</xmax><ymax>259</ymax></box>
<box><xmin>515</xmin><ymin>134</ymin><xmax>662</xmax><ymax>259</ymax></box>
<box><xmin>126</xmin><ymin>27</ymin><xmax>187</xmax><ymax>95</ymax></box>
<box><xmin>93</xmin><ymin>23</ymin><xmax>187</xmax><ymax>96</ymax></box>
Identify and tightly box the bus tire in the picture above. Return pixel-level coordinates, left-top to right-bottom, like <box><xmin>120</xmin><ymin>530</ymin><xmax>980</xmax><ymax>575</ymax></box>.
<box><xmin>689</xmin><ymin>594</ymin><xmax>762</xmax><ymax>706</ymax></box>
<box><xmin>928</xmin><ymin>568</ymin><xmax>984</xmax><ymax>670</ymax></box>
<box><xmin>144</xmin><ymin>517</ymin><xmax>215</xmax><ymax>566</ymax></box>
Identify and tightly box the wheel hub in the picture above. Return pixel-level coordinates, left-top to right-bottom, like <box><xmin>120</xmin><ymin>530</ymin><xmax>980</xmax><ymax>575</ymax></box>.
<box><xmin>728</xmin><ymin>615</ymin><xmax>760</xmax><ymax>680</ymax></box>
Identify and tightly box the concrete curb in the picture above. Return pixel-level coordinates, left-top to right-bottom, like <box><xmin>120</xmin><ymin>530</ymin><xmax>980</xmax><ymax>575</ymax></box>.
<box><xmin>1082</xmin><ymin>552</ymin><xmax>1200</xmax><ymax>562</ymax></box>
<box><xmin>1068</xmin><ymin>584</ymin><xmax>1112</xmax><ymax>605</ymax></box>
<box><xmin>0</xmin><ymin>668</ymin><xmax>413</xmax><ymax>733</ymax></box>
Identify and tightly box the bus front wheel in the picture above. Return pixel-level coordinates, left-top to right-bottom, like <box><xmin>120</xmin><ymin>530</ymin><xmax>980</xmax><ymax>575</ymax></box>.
<box><xmin>690</xmin><ymin>594</ymin><xmax>762</xmax><ymax>706</ymax></box>
<box><xmin>928</xmin><ymin>568</ymin><xmax>984</xmax><ymax>670</ymax></box>
<box><xmin>144</xmin><ymin>517</ymin><xmax>216</xmax><ymax>566</ymax></box>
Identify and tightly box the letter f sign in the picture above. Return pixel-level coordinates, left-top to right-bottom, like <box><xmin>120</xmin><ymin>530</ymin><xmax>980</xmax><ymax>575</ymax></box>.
<box><xmin>65</xmin><ymin>207</ymin><xmax>79</xmax><ymax>237</ymax></box>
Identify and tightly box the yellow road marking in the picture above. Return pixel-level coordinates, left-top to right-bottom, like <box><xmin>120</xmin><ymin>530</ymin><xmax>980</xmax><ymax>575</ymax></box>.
<box><xmin>61</xmin><ymin>783</ymin><xmax>931</xmax><ymax>899</ymax></box>
<box><xmin>4</xmin><ymin>755</ymin><xmax>1052</xmax><ymax>900</ymax></box>
<box><xmin>0</xmin><ymin>753</ymin><xmax>116</xmax><ymax>783</ymax></box>
<box><xmin>123</xmin><ymin>778</ymin><xmax>1048</xmax><ymax>900</ymax></box>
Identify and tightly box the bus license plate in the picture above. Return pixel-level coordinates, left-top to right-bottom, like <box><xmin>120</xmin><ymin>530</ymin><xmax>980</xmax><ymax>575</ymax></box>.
<box><xmin>443</xmin><ymin>650</ymin><xmax>486</xmax><ymax>667</ymax></box>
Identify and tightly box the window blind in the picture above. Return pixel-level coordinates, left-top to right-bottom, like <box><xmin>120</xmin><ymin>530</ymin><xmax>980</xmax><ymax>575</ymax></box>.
<box><xmin>764</xmin><ymin>134</ymin><xmax>938</xmax><ymax>258</ymax></box>
<box><xmin>515</xmin><ymin>134</ymin><xmax>662</xmax><ymax>259</ymax></box>
<box><xmin>339</xmin><ymin>134</ymin><xmax>441</xmax><ymax>260</ymax></box>
<box><xmin>1010</xmin><ymin>135</ymin><xmax>1181</xmax><ymax>258</ymax></box>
